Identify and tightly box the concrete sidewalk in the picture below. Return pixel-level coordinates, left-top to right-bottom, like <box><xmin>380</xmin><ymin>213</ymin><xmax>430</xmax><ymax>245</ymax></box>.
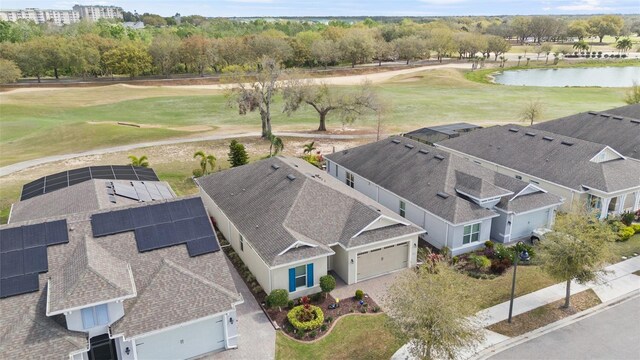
<box><xmin>392</xmin><ymin>256</ymin><xmax>640</xmax><ymax>360</ymax></box>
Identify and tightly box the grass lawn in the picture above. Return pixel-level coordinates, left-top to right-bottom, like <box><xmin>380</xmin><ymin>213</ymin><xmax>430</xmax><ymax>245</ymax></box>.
<box><xmin>609</xmin><ymin>234</ymin><xmax>640</xmax><ymax>263</ymax></box>
<box><xmin>0</xmin><ymin>67</ymin><xmax>631</xmax><ymax>167</ymax></box>
<box><xmin>275</xmin><ymin>314</ymin><xmax>404</xmax><ymax>360</ymax></box>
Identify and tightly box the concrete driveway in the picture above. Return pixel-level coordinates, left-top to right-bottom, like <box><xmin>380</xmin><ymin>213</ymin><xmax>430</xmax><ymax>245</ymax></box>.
<box><xmin>330</xmin><ymin>269</ymin><xmax>408</xmax><ymax>310</ymax></box>
<box><xmin>209</xmin><ymin>259</ymin><xmax>275</xmax><ymax>360</ymax></box>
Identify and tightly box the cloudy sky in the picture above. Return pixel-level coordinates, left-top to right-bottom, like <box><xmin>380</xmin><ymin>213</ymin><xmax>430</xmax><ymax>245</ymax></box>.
<box><xmin>3</xmin><ymin>0</ymin><xmax>638</xmax><ymax>17</ymax></box>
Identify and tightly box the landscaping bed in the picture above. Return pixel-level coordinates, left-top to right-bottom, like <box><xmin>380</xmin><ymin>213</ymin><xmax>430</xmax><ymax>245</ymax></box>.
<box><xmin>487</xmin><ymin>289</ymin><xmax>602</xmax><ymax>337</ymax></box>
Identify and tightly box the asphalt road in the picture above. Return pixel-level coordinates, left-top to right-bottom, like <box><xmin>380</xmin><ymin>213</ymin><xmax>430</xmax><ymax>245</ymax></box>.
<box><xmin>489</xmin><ymin>295</ymin><xmax>640</xmax><ymax>360</ymax></box>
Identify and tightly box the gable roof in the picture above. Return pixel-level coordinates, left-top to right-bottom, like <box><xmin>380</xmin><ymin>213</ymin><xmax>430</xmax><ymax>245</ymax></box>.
<box><xmin>326</xmin><ymin>136</ymin><xmax>562</xmax><ymax>224</ymax></box>
<box><xmin>532</xmin><ymin>104</ymin><xmax>640</xmax><ymax>160</ymax></box>
<box><xmin>437</xmin><ymin>124</ymin><xmax>640</xmax><ymax>194</ymax></box>
<box><xmin>197</xmin><ymin>157</ymin><xmax>422</xmax><ymax>267</ymax></box>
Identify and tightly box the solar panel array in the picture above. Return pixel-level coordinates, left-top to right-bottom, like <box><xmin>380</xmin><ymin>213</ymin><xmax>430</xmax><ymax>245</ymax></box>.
<box><xmin>21</xmin><ymin>166</ymin><xmax>160</xmax><ymax>201</ymax></box>
<box><xmin>91</xmin><ymin>198</ymin><xmax>220</xmax><ymax>257</ymax></box>
<box><xmin>112</xmin><ymin>181</ymin><xmax>173</xmax><ymax>202</ymax></box>
<box><xmin>0</xmin><ymin>220</ymin><xmax>69</xmax><ymax>298</ymax></box>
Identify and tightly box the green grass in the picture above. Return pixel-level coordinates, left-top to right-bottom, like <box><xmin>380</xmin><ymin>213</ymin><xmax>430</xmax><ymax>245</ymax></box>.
<box><xmin>275</xmin><ymin>314</ymin><xmax>404</xmax><ymax>360</ymax></box>
<box><xmin>609</xmin><ymin>234</ymin><xmax>640</xmax><ymax>262</ymax></box>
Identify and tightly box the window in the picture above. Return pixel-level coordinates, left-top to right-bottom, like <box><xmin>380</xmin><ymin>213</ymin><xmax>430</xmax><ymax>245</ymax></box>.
<box><xmin>346</xmin><ymin>172</ymin><xmax>354</xmax><ymax>188</ymax></box>
<box><xmin>399</xmin><ymin>201</ymin><xmax>406</xmax><ymax>218</ymax></box>
<box><xmin>463</xmin><ymin>223</ymin><xmax>481</xmax><ymax>244</ymax></box>
<box><xmin>295</xmin><ymin>265</ymin><xmax>307</xmax><ymax>288</ymax></box>
<box><xmin>81</xmin><ymin>304</ymin><xmax>109</xmax><ymax>329</ymax></box>
<box><xmin>240</xmin><ymin>234</ymin><xmax>244</xmax><ymax>252</ymax></box>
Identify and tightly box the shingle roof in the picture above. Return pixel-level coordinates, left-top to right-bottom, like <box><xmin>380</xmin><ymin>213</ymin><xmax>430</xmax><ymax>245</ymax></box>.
<box><xmin>326</xmin><ymin>137</ymin><xmax>562</xmax><ymax>223</ymax></box>
<box><xmin>405</xmin><ymin>122</ymin><xmax>482</xmax><ymax>137</ymax></box>
<box><xmin>532</xmin><ymin>104</ymin><xmax>640</xmax><ymax>160</ymax></box>
<box><xmin>0</xmin><ymin>196</ymin><xmax>241</xmax><ymax>358</ymax></box>
<box><xmin>197</xmin><ymin>157</ymin><xmax>422</xmax><ymax>266</ymax></box>
<box><xmin>437</xmin><ymin>125</ymin><xmax>640</xmax><ymax>193</ymax></box>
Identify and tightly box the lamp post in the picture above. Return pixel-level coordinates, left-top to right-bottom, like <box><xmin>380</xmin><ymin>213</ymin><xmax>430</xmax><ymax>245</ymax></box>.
<box><xmin>508</xmin><ymin>242</ymin><xmax>531</xmax><ymax>324</ymax></box>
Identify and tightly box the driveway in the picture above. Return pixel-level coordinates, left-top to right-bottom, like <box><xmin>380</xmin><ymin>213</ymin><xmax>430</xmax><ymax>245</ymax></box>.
<box><xmin>330</xmin><ymin>269</ymin><xmax>408</xmax><ymax>310</ymax></box>
<box><xmin>209</xmin><ymin>258</ymin><xmax>275</xmax><ymax>360</ymax></box>
<box><xmin>488</xmin><ymin>295</ymin><xmax>640</xmax><ymax>360</ymax></box>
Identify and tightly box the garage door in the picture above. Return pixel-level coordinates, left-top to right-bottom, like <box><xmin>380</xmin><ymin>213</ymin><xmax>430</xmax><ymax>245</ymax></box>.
<box><xmin>512</xmin><ymin>209</ymin><xmax>550</xmax><ymax>239</ymax></box>
<box><xmin>357</xmin><ymin>242</ymin><xmax>409</xmax><ymax>281</ymax></box>
<box><xmin>134</xmin><ymin>316</ymin><xmax>225</xmax><ymax>360</ymax></box>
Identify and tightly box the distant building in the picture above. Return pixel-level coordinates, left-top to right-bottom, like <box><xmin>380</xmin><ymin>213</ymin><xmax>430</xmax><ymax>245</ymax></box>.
<box><xmin>403</xmin><ymin>122</ymin><xmax>482</xmax><ymax>145</ymax></box>
<box><xmin>123</xmin><ymin>21</ymin><xmax>145</xmax><ymax>29</ymax></box>
<box><xmin>73</xmin><ymin>4</ymin><xmax>124</xmax><ymax>21</ymax></box>
<box><xmin>0</xmin><ymin>8</ymin><xmax>80</xmax><ymax>25</ymax></box>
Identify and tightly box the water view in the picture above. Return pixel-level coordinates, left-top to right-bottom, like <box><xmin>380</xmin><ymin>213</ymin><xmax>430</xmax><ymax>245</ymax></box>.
<box><xmin>493</xmin><ymin>66</ymin><xmax>640</xmax><ymax>87</ymax></box>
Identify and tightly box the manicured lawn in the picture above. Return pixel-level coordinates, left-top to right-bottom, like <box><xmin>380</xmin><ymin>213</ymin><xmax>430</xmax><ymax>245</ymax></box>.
<box><xmin>275</xmin><ymin>314</ymin><xmax>404</xmax><ymax>360</ymax></box>
<box><xmin>609</xmin><ymin>234</ymin><xmax>640</xmax><ymax>263</ymax></box>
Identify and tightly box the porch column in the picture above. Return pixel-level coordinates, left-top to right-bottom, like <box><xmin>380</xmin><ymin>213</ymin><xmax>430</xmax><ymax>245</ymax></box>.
<box><xmin>547</xmin><ymin>208</ymin><xmax>556</xmax><ymax>227</ymax></box>
<box><xmin>615</xmin><ymin>194</ymin><xmax>627</xmax><ymax>215</ymax></box>
<box><xmin>599</xmin><ymin>197</ymin><xmax>611</xmax><ymax>220</ymax></box>
<box><xmin>634</xmin><ymin>191</ymin><xmax>640</xmax><ymax>212</ymax></box>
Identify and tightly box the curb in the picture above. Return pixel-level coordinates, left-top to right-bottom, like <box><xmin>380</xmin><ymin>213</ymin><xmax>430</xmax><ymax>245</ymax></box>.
<box><xmin>473</xmin><ymin>290</ymin><xmax>640</xmax><ymax>359</ymax></box>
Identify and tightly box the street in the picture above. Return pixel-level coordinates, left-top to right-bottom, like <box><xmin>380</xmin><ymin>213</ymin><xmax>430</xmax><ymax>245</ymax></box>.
<box><xmin>488</xmin><ymin>295</ymin><xmax>640</xmax><ymax>360</ymax></box>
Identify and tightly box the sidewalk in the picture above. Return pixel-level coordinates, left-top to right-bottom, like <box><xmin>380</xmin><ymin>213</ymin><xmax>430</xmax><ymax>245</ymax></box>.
<box><xmin>391</xmin><ymin>256</ymin><xmax>640</xmax><ymax>360</ymax></box>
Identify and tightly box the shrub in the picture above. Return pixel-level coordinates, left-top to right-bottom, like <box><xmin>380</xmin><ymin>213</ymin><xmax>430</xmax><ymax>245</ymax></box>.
<box><xmin>632</xmin><ymin>224</ymin><xmax>640</xmax><ymax>234</ymax></box>
<box><xmin>326</xmin><ymin>316</ymin><xmax>333</xmax><ymax>323</ymax></box>
<box><xmin>355</xmin><ymin>289</ymin><xmax>364</xmax><ymax>300</ymax></box>
<box><xmin>309</xmin><ymin>330</ymin><xmax>317</xmax><ymax>338</ymax></box>
<box><xmin>484</xmin><ymin>240</ymin><xmax>495</xmax><ymax>249</ymax></box>
<box><xmin>372</xmin><ymin>306</ymin><xmax>380</xmax><ymax>313</ymax></box>
<box><xmin>266</xmin><ymin>289</ymin><xmax>289</xmax><ymax>311</ymax></box>
<box><xmin>452</xmin><ymin>256</ymin><xmax>459</xmax><ymax>265</ymax></box>
<box><xmin>618</xmin><ymin>226</ymin><xmax>635</xmax><ymax>242</ymax></box>
<box><xmin>321</xmin><ymin>324</ymin><xmax>327</xmax><ymax>332</ymax></box>
<box><xmin>469</xmin><ymin>254</ymin><xmax>491</xmax><ymax>270</ymax></box>
<box><xmin>287</xmin><ymin>305</ymin><xmax>324</xmax><ymax>331</ymax></box>
<box><xmin>621</xmin><ymin>212</ymin><xmax>635</xmax><ymax>226</ymax></box>
<box><xmin>319</xmin><ymin>275</ymin><xmax>336</xmax><ymax>297</ymax></box>
<box><xmin>440</xmin><ymin>246</ymin><xmax>451</xmax><ymax>258</ymax></box>
<box><xmin>360</xmin><ymin>307</ymin><xmax>367</xmax><ymax>313</ymax></box>
<box><xmin>490</xmin><ymin>258</ymin><xmax>512</xmax><ymax>274</ymax></box>
<box><xmin>310</xmin><ymin>293</ymin><xmax>322</xmax><ymax>303</ymax></box>
<box><xmin>192</xmin><ymin>168</ymin><xmax>204</xmax><ymax>177</ymax></box>
<box><xmin>483</xmin><ymin>247</ymin><xmax>495</xmax><ymax>258</ymax></box>
<box><xmin>494</xmin><ymin>244</ymin><xmax>512</xmax><ymax>261</ymax></box>
<box><xmin>287</xmin><ymin>300</ymin><xmax>295</xmax><ymax>309</ymax></box>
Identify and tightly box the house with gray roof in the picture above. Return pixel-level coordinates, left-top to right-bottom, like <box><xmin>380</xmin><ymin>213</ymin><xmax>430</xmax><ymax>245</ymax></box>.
<box><xmin>1</xmin><ymin>168</ymin><xmax>243</xmax><ymax>360</ymax></box>
<box><xmin>532</xmin><ymin>104</ymin><xmax>640</xmax><ymax>160</ymax></box>
<box><xmin>404</xmin><ymin>122</ymin><xmax>482</xmax><ymax>145</ymax></box>
<box><xmin>436</xmin><ymin>124</ymin><xmax>640</xmax><ymax>220</ymax></box>
<box><xmin>325</xmin><ymin>137</ymin><xmax>563</xmax><ymax>256</ymax></box>
<box><xmin>197</xmin><ymin>156</ymin><xmax>424</xmax><ymax>298</ymax></box>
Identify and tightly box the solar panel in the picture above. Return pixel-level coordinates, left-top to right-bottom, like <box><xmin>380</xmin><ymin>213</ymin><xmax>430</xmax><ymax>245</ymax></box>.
<box><xmin>134</xmin><ymin>226</ymin><xmax>160</xmax><ymax>252</ymax></box>
<box><xmin>158</xmin><ymin>185</ymin><xmax>173</xmax><ymax>199</ymax></box>
<box><xmin>145</xmin><ymin>183</ymin><xmax>163</xmax><ymax>200</ymax></box>
<box><xmin>1</xmin><ymin>227</ymin><xmax>23</xmax><ymax>253</ymax></box>
<box><xmin>1</xmin><ymin>250</ymin><xmax>24</xmax><ymax>278</ymax></box>
<box><xmin>130</xmin><ymin>206</ymin><xmax>154</xmax><ymax>228</ymax></box>
<box><xmin>173</xmin><ymin>218</ymin><xmax>196</xmax><ymax>241</ymax></box>
<box><xmin>191</xmin><ymin>216</ymin><xmax>213</xmax><ymax>239</ymax></box>
<box><xmin>186</xmin><ymin>236</ymin><xmax>220</xmax><ymax>257</ymax></box>
<box><xmin>23</xmin><ymin>222</ymin><xmax>46</xmax><ymax>248</ymax></box>
<box><xmin>45</xmin><ymin>221</ymin><xmax>69</xmax><ymax>246</ymax></box>
<box><xmin>185</xmin><ymin>198</ymin><xmax>206</xmax><ymax>218</ymax></box>
<box><xmin>149</xmin><ymin>204</ymin><xmax>172</xmax><ymax>224</ymax></box>
<box><xmin>133</xmin><ymin>182</ymin><xmax>153</xmax><ymax>202</ymax></box>
<box><xmin>166</xmin><ymin>200</ymin><xmax>189</xmax><ymax>221</ymax></box>
<box><xmin>91</xmin><ymin>210</ymin><xmax>134</xmax><ymax>237</ymax></box>
<box><xmin>114</xmin><ymin>182</ymin><xmax>140</xmax><ymax>201</ymax></box>
<box><xmin>23</xmin><ymin>246</ymin><xmax>48</xmax><ymax>274</ymax></box>
<box><xmin>0</xmin><ymin>273</ymin><xmax>39</xmax><ymax>298</ymax></box>
<box><xmin>155</xmin><ymin>222</ymin><xmax>179</xmax><ymax>248</ymax></box>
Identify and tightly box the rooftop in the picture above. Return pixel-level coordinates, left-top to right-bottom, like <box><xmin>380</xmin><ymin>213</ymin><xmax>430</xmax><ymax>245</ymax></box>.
<box><xmin>405</xmin><ymin>122</ymin><xmax>482</xmax><ymax>137</ymax></box>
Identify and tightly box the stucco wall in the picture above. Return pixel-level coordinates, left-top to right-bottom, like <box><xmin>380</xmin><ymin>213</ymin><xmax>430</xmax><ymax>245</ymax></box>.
<box><xmin>448</xmin><ymin>218</ymin><xmax>492</xmax><ymax>256</ymax></box>
<box><xmin>271</xmin><ymin>257</ymin><xmax>327</xmax><ymax>299</ymax></box>
<box><xmin>491</xmin><ymin>211</ymin><xmax>509</xmax><ymax>243</ymax></box>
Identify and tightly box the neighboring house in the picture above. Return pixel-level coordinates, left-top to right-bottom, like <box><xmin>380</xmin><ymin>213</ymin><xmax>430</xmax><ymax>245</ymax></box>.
<box><xmin>325</xmin><ymin>137</ymin><xmax>562</xmax><ymax>256</ymax></box>
<box><xmin>196</xmin><ymin>156</ymin><xmax>424</xmax><ymax>298</ymax></box>
<box><xmin>532</xmin><ymin>104</ymin><xmax>640</xmax><ymax>161</ymax></box>
<box><xmin>1</xmin><ymin>168</ymin><xmax>243</xmax><ymax>360</ymax></box>
<box><xmin>404</xmin><ymin>122</ymin><xmax>482</xmax><ymax>145</ymax></box>
<box><xmin>436</xmin><ymin>124</ymin><xmax>640</xmax><ymax>219</ymax></box>
<box><xmin>123</xmin><ymin>21</ymin><xmax>145</xmax><ymax>29</ymax></box>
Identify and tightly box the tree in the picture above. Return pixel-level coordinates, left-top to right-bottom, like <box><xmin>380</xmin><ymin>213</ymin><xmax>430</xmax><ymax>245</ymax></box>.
<box><xmin>338</xmin><ymin>28</ymin><xmax>375</xmax><ymax>68</ymax></box>
<box><xmin>303</xmin><ymin>141</ymin><xmax>316</xmax><ymax>155</ymax></box>
<box><xmin>386</xmin><ymin>259</ymin><xmax>484</xmax><ymax>359</ymax></box>
<box><xmin>193</xmin><ymin>150</ymin><xmax>216</xmax><ymax>174</ymax></box>
<box><xmin>181</xmin><ymin>35</ymin><xmax>211</xmax><ymax>76</ymax></box>
<box><xmin>392</xmin><ymin>36</ymin><xmax>428</xmax><ymax>65</ymax></box>
<box><xmin>283</xmin><ymin>79</ymin><xmax>380</xmax><ymax>132</ymax></box>
<box><xmin>510</xmin><ymin>16</ymin><xmax>532</xmax><ymax>44</ymax></box>
<box><xmin>520</xmin><ymin>100</ymin><xmax>543</xmax><ymax>126</ymax></box>
<box><xmin>428</xmin><ymin>27</ymin><xmax>456</xmax><ymax>62</ymax></box>
<box><xmin>149</xmin><ymin>33</ymin><xmax>181</xmax><ymax>78</ymax></box>
<box><xmin>372</xmin><ymin>39</ymin><xmax>395</xmax><ymax>66</ymax></box>
<box><xmin>540</xmin><ymin>43</ymin><xmax>553</xmax><ymax>64</ymax></box>
<box><xmin>128</xmin><ymin>155</ymin><xmax>149</xmax><ymax>167</ymax></box>
<box><xmin>539</xmin><ymin>211</ymin><xmax>616</xmax><ymax>308</ymax></box>
<box><xmin>247</xmin><ymin>32</ymin><xmax>293</xmax><ymax>65</ymax></box>
<box><xmin>567</xmin><ymin>20</ymin><xmax>589</xmax><ymax>40</ymax></box>
<box><xmin>266</xmin><ymin>289</ymin><xmax>289</xmax><ymax>311</ymax></box>
<box><xmin>588</xmin><ymin>15</ymin><xmax>624</xmax><ymax>43</ymax></box>
<box><xmin>228</xmin><ymin>139</ymin><xmax>249</xmax><ymax>167</ymax></box>
<box><xmin>319</xmin><ymin>275</ymin><xmax>336</xmax><ymax>298</ymax></box>
<box><xmin>624</xmin><ymin>81</ymin><xmax>640</xmax><ymax>105</ymax></box>
<box><xmin>572</xmin><ymin>40</ymin><xmax>590</xmax><ymax>52</ymax></box>
<box><xmin>227</xmin><ymin>56</ymin><xmax>281</xmax><ymax>138</ymax></box>
<box><xmin>0</xmin><ymin>58</ymin><xmax>21</xmax><ymax>83</ymax></box>
<box><xmin>310</xmin><ymin>39</ymin><xmax>340</xmax><ymax>69</ymax></box>
<box><xmin>267</xmin><ymin>132</ymin><xmax>284</xmax><ymax>157</ymax></box>
<box><xmin>103</xmin><ymin>42</ymin><xmax>152</xmax><ymax>79</ymax></box>
<box><xmin>14</xmin><ymin>38</ymin><xmax>48</xmax><ymax>82</ymax></box>
<box><xmin>616</xmin><ymin>38</ymin><xmax>633</xmax><ymax>54</ymax></box>
<box><xmin>486</xmin><ymin>35</ymin><xmax>511</xmax><ymax>61</ymax></box>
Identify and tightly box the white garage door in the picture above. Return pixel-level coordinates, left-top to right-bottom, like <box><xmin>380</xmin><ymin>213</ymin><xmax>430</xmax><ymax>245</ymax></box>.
<box><xmin>357</xmin><ymin>242</ymin><xmax>409</xmax><ymax>281</ymax></box>
<box><xmin>512</xmin><ymin>209</ymin><xmax>550</xmax><ymax>239</ymax></box>
<box><xmin>134</xmin><ymin>316</ymin><xmax>226</xmax><ymax>360</ymax></box>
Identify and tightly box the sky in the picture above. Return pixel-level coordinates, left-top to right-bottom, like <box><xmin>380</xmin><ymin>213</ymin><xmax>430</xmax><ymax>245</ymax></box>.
<box><xmin>2</xmin><ymin>0</ymin><xmax>639</xmax><ymax>17</ymax></box>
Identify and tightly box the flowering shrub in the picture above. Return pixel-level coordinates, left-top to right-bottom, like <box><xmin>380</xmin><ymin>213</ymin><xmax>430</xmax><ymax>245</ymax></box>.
<box><xmin>287</xmin><ymin>305</ymin><xmax>324</xmax><ymax>331</ymax></box>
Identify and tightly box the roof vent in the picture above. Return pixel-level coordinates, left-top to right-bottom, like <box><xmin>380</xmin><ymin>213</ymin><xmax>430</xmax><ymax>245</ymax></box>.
<box><xmin>392</xmin><ymin>139</ymin><xmax>401</xmax><ymax>144</ymax></box>
<box><xmin>404</xmin><ymin>144</ymin><xmax>414</xmax><ymax>149</ymax></box>
<box><xmin>418</xmin><ymin>149</ymin><xmax>429</xmax><ymax>154</ymax></box>
<box><xmin>271</xmin><ymin>164</ymin><xmax>280</xmax><ymax>170</ymax></box>
<box><xmin>436</xmin><ymin>192</ymin><xmax>450</xmax><ymax>199</ymax></box>
<box><xmin>600</xmin><ymin>113</ymin><xmax>611</xmax><ymax>118</ymax></box>
<box><xmin>560</xmin><ymin>141</ymin><xmax>574</xmax><ymax>146</ymax></box>
<box><xmin>612</xmin><ymin>116</ymin><xmax>623</xmax><ymax>120</ymax></box>
<box><xmin>543</xmin><ymin>136</ymin><xmax>554</xmax><ymax>141</ymax></box>
<box><xmin>434</xmin><ymin>154</ymin><xmax>445</xmax><ymax>161</ymax></box>
<box><xmin>286</xmin><ymin>174</ymin><xmax>296</xmax><ymax>181</ymax></box>
<box><xmin>508</xmin><ymin>128</ymin><xmax>519</xmax><ymax>133</ymax></box>
<box><xmin>525</xmin><ymin>132</ymin><xmax>536</xmax><ymax>137</ymax></box>
<box><xmin>631</xmin><ymin>119</ymin><xmax>640</xmax><ymax>124</ymax></box>
<box><xmin>588</xmin><ymin>111</ymin><xmax>598</xmax><ymax>115</ymax></box>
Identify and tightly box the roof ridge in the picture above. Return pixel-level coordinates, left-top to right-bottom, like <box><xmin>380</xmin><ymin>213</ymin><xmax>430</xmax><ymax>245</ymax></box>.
<box><xmin>163</xmin><ymin>259</ymin><xmax>241</xmax><ymax>302</ymax></box>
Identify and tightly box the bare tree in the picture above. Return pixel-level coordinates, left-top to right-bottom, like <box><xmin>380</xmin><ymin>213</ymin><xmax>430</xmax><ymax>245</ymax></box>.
<box><xmin>520</xmin><ymin>100</ymin><xmax>544</xmax><ymax>126</ymax></box>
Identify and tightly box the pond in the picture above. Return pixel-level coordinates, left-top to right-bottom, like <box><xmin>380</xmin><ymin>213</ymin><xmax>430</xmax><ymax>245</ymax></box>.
<box><xmin>493</xmin><ymin>66</ymin><xmax>640</xmax><ymax>87</ymax></box>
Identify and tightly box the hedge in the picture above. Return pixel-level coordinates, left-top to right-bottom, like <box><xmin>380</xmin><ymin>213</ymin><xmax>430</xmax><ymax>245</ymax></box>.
<box><xmin>287</xmin><ymin>305</ymin><xmax>324</xmax><ymax>331</ymax></box>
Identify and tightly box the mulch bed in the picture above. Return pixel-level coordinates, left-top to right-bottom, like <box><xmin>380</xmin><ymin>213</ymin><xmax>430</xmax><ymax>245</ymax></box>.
<box><xmin>267</xmin><ymin>293</ymin><xmax>381</xmax><ymax>341</ymax></box>
<box><xmin>487</xmin><ymin>289</ymin><xmax>602</xmax><ymax>337</ymax></box>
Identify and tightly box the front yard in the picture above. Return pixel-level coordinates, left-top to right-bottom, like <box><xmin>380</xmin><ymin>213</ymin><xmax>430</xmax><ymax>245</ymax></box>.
<box><xmin>275</xmin><ymin>314</ymin><xmax>404</xmax><ymax>360</ymax></box>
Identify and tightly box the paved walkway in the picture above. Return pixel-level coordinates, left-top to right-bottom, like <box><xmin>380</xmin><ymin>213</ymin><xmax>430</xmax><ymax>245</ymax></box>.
<box><xmin>392</xmin><ymin>256</ymin><xmax>640</xmax><ymax>360</ymax></box>
<box><xmin>330</xmin><ymin>270</ymin><xmax>405</xmax><ymax>310</ymax></box>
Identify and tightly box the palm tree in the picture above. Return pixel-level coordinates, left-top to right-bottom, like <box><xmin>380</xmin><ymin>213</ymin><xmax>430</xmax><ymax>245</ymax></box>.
<box><xmin>267</xmin><ymin>132</ymin><xmax>284</xmax><ymax>157</ymax></box>
<box><xmin>616</xmin><ymin>38</ymin><xmax>633</xmax><ymax>54</ymax></box>
<box><xmin>303</xmin><ymin>141</ymin><xmax>316</xmax><ymax>155</ymax></box>
<box><xmin>193</xmin><ymin>150</ymin><xmax>216</xmax><ymax>174</ymax></box>
<box><xmin>517</xmin><ymin>55</ymin><xmax>522</xmax><ymax>66</ymax></box>
<box><xmin>128</xmin><ymin>155</ymin><xmax>149</xmax><ymax>168</ymax></box>
<box><xmin>572</xmin><ymin>40</ymin><xmax>589</xmax><ymax>53</ymax></box>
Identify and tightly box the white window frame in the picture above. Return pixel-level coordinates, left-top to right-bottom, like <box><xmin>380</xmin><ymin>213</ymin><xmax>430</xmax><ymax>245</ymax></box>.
<box><xmin>81</xmin><ymin>304</ymin><xmax>109</xmax><ymax>329</ymax></box>
<box><xmin>399</xmin><ymin>200</ymin><xmax>406</xmax><ymax>218</ymax></box>
<box><xmin>346</xmin><ymin>172</ymin><xmax>354</xmax><ymax>188</ymax></box>
<box><xmin>294</xmin><ymin>265</ymin><xmax>307</xmax><ymax>289</ymax></box>
<box><xmin>463</xmin><ymin>223</ymin><xmax>481</xmax><ymax>244</ymax></box>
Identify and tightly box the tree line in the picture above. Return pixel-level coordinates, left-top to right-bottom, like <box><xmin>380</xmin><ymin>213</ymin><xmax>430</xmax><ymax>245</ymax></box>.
<box><xmin>0</xmin><ymin>14</ymin><xmax>637</xmax><ymax>82</ymax></box>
